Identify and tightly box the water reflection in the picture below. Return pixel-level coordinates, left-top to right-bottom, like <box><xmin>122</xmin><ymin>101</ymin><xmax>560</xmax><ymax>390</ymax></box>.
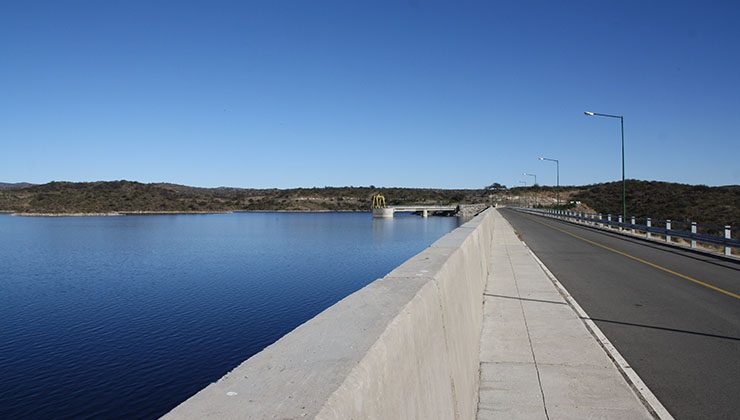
<box><xmin>0</xmin><ymin>212</ymin><xmax>458</xmax><ymax>419</ymax></box>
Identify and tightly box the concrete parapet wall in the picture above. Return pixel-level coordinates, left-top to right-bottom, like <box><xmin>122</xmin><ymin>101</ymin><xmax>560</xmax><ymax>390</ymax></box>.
<box><xmin>164</xmin><ymin>208</ymin><xmax>494</xmax><ymax>420</ymax></box>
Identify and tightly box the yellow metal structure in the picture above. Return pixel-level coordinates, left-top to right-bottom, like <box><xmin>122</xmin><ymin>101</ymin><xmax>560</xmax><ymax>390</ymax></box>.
<box><xmin>371</xmin><ymin>194</ymin><xmax>386</xmax><ymax>209</ymax></box>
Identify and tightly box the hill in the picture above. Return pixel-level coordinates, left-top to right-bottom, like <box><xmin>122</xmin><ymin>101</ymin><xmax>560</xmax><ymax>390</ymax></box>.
<box><xmin>0</xmin><ymin>181</ymin><xmax>488</xmax><ymax>214</ymax></box>
<box><xmin>570</xmin><ymin>180</ymin><xmax>740</xmax><ymax>230</ymax></box>
<box><xmin>0</xmin><ymin>182</ymin><xmax>35</xmax><ymax>190</ymax></box>
<box><xmin>0</xmin><ymin>180</ymin><xmax>737</xmax><ymax>230</ymax></box>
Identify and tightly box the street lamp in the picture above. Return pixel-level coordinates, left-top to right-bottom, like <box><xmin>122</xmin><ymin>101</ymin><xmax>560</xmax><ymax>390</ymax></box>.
<box><xmin>584</xmin><ymin>111</ymin><xmax>626</xmax><ymax>221</ymax></box>
<box><xmin>518</xmin><ymin>181</ymin><xmax>527</xmax><ymax>207</ymax></box>
<box><xmin>538</xmin><ymin>157</ymin><xmax>559</xmax><ymax>207</ymax></box>
<box><xmin>523</xmin><ymin>172</ymin><xmax>537</xmax><ymax>186</ymax></box>
<box><xmin>522</xmin><ymin>173</ymin><xmax>538</xmax><ymax>207</ymax></box>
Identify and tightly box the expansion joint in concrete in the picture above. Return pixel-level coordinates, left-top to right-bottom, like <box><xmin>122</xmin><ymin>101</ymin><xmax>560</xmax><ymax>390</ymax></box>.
<box><xmin>430</xmin><ymin>276</ymin><xmax>461</xmax><ymax>420</ymax></box>
<box><xmin>506</xmin><ymin>242</ymin><xmax>551</xmax><ymax>420</ymax></box>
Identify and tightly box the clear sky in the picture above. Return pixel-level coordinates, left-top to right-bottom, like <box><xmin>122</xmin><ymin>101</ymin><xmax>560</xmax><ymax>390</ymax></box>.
<box><xmin>2</xmin><ymin>1</ymin><xmax>739</xmax><ymax>189</ymax></box>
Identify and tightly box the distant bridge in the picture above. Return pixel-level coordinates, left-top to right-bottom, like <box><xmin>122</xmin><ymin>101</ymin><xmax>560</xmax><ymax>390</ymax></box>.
<box><xmin>372</xmin><ymin>205</ymin><xmax>458</xmax><ymax>218</ymax></box>
<box><xmin>369</xmin><ymin>194</ymin><xmax>457</xmax><ymax>218</ymax></box>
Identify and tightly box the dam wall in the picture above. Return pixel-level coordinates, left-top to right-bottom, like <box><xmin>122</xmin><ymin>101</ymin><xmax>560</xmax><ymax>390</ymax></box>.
<box><xmin>165</xmin><ymin>208</ymin><xmax>495</xmax><ymax>419</ymax></box>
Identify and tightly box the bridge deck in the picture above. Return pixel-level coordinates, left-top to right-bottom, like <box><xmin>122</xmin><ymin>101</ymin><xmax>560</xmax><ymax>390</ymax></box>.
<box><xmin>391</xmin><ymin>205</ymin><xmax>457</xmax><ymax>212</ymax></box>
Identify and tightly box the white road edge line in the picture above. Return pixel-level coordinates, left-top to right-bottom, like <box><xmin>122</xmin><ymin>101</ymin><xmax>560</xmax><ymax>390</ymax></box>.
<box><xmin>520</xmin><ymin>240</ymin><xmax>675</xmax><ymax>420</ymax></box>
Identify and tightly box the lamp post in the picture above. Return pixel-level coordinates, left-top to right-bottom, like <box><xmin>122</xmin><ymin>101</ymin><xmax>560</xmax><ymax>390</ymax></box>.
<box><xmin>522</xmin><ymin>173</ymin><xmax>537</xmax><ymax>207</ymax></box>
<box><xmin>584</xmin><ymin>111</ymin><xmax>626</xmax><ymax>221</ymax></box>
<box><xmin>518</xmin><ymin>181</ymin><xmax>527</xmax><ymax>207</ymax></box>
<box><xmin>538</xmin><ymin>157</ymin><xmax>559</xmax><ymax>207</ymax></box>
<box><xmin>523</xmin><ymin>172</ymin><xmax>537</xmax><ymax>186</ymax></box>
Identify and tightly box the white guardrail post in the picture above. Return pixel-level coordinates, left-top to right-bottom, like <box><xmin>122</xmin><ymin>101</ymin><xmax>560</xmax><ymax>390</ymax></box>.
<box><xmin>726</xmin><ymin>226</ymin><xmax>732</xmax><ymax>256</ymax></box>
<box><xmin>666</xmin><ymin>220</ymin><xmax>672</xmax><ymax>243</ymax></box>
<box><xmin>522</xmin><ymin>209</ymin><xmax>733</xmax><ymax>257</ymax></box>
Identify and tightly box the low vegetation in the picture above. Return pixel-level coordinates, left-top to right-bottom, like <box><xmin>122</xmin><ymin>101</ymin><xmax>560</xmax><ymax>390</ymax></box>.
<box><xmin>0</xmin><ymin>181</ymin><xmax>489</xmax><ymax>214</ymax></box>
<box><xmin>570</xmin><ymin>180</ymin><xmax>740</xmax><ymax>230</ymax></box>
<box><xmin>1</xmin><ymin>180</ymin><xmax>737</xmax><ymax>231</ymax></box>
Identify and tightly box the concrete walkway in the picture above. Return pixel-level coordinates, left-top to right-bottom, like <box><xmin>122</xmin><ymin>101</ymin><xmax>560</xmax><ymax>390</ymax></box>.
<box><xmin>477</xmin><ymin>210</ymin><xmax>654</xmax><ymax>419</ymax></box>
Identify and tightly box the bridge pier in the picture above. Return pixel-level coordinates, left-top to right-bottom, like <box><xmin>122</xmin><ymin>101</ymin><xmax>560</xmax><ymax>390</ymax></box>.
<box><xmin>422</xmin><ymin>209</ymin><xmax>428</xmax><ymax>218</ymax></box>
<box><xmin>372</xmin><ymin>208</ymin><xmax>394</xmax><ymax>218</ymax></box>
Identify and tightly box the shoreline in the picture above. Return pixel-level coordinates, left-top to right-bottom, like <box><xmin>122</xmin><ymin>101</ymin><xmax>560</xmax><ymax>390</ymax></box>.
<box><xmin>4</xmin><ymin>209</ymin><xmax>372</xmax><ymax>217</ymax></box>
<box><xmin>8</xmin><ymin>211</ymin><xmax>233</xmax><ymax>217</ymax></box>
<box><xmin>1</xmin><ymin>207</ymin><xmax>476</xmax><ymax>217</ymax></box>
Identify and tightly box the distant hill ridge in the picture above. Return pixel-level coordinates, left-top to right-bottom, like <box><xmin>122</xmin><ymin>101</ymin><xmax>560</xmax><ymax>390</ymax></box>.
<box><xmin>0</xmin><ymin>182</ymin><xmax>35</xmax><ymax>189</ymax></box>
<box><xmin>0</xmin><ymin>180</ymin><xmax>484</xmax><ymax>214</ymax></box>
<box><xmin>0</xmin><ymin>180</ymin><xmax>737</xmax><ymax>229</ymax></box>
<box><xmin>571</xmin><ymin>180</ymin><xmax>739</xmax><ymax>228</ymax></box>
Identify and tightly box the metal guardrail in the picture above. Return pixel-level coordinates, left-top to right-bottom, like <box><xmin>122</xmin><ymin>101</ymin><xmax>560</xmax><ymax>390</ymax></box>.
<box><xmin>515</xmin><ymin>207</ymin><xmax>738</xmax><ymax>256</ymax></box>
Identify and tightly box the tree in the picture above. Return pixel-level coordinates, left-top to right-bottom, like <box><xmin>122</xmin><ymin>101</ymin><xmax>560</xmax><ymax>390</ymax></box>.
<box><xmin>485</xmin><ymin>182</ymin><xmax>507</xmax><ymax>190</ymax></box>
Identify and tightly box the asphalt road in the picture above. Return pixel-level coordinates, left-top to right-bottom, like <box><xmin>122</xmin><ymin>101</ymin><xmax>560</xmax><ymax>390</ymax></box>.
<box><xmin>499</xmin><ymin>208</ymin><xmax>740</xmax><ymax>420</ymax></box>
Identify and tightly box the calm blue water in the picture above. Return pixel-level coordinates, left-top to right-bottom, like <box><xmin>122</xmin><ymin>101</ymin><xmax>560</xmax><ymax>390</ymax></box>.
<box><xmin>0</xmin><ymin>212</ymin><xmax>458</xmax><ymax>419</ymax></box>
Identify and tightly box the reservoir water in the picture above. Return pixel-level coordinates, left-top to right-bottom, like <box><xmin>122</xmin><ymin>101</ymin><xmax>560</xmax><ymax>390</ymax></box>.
<box><xmin>0</xmin><ymin>212</ymin><xmax>459</xmax><ymax>419</ymax></box>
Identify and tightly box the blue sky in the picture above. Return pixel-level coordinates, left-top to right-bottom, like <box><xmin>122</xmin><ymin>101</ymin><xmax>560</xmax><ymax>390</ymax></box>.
<box><xmin>2</xmin><ymin>1</ymin><xmax>739</xmax><ymax>188</ymax></box>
